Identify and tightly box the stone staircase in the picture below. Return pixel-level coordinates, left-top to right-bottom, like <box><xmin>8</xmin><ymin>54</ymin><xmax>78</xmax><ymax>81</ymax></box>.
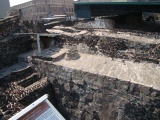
<box><xmin>0</xmin><ymin>65</ymin><xmax>53</xmax><ymax>120</ymax></box>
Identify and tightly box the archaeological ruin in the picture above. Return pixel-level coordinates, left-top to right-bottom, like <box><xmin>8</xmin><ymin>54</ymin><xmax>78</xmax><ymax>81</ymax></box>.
<box><xmin>0</xmin><ymin>9</ymin><xmax>160</xmax><ymax>120</ymax></box>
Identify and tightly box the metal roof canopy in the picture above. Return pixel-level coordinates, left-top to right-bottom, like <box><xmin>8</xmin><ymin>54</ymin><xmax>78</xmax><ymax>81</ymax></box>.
<box><xmin>74</xmin><ymin>2</ymin><xmax>160</xmax><ymax>5</ymax></box>
<box><xmin>74</xmin><ymin>2</ymin><xmax>160</xmax><ymax>18</ymax></box>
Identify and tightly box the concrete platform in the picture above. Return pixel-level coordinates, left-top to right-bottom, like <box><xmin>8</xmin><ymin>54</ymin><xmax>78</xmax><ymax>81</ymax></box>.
<box><xmin>54</xmin><ymin>52</ymin><xmax>160</xmax><ymax>90</ymax></box>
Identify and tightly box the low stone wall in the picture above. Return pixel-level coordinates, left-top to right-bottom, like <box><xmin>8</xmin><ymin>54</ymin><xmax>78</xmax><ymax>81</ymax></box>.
<box><xmin>0</xmin><ymin>36</ymin><xmax>32</xmax><ymax>69</ymax></box>
<box><xmin>29</xmin><ymin>57</ymin><xmax>160</xmax><ymax>120</ymax></box>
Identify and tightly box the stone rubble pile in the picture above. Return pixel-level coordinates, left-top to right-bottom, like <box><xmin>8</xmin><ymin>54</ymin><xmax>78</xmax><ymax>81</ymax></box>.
<box><xmin>74</xmin><ymin>22</ymin><xmax>160</xmax><ymax>39</ymax></box>
<box><xmin>74</xmin><ymin>18</ymin><xmax>115</xmax><ymax>29</ymax></box>
<box><xmin>22</xmin><ymin>21</ymin><xmax>45</xmax><ymax>33</ymax></box>
<box><xmin>65</xmin><ymin>45</ymin><xmax>80</xmax><ymax>60</ymax></box>
<box><xmin>75</xmin><ymin>22</ymin><xmax>94</xmax><ymax>29</ymax></box>
<box><xmin>0</xmin><ymin>36</ymin><xmax>32</xmax><ymax>69</ymax></box>
<box><xmin>57</xmin><ymin>35</ymin><xmax>160</xmax><ymax>64</ymax></box>
<box><xmin>0</xmin><ymin>16</ymin><xmax>20</xmax><ymax>37</ymax></box>
<box><xmin>117</xmin><ymin>30</ymin><xmax>160</xmax><ymax>39</ymax></box>
<box><xmin>0</xmin><ymin>9</ymin><xmax>45</xmax><ymax>38</ymax></box>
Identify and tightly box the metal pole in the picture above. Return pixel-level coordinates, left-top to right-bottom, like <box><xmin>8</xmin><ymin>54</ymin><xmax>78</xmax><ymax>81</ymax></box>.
<box><xmin>37</xmin><ymin>34</ymin><xmax>41</xmax><ymax>54</ymax></box>
<box><xmin>64</xmin><ymin>0</ymin><xmax>66</xmax><ymax>15</ymax></box>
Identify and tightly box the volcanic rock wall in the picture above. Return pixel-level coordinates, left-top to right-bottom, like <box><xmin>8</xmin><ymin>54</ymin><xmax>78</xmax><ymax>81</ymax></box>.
<box><xmin>0</xmin><ymin>36</ymin><xmax>32</xmax><ymax>69</ymax></box>
<box><xmin>29</xmin><ymin>57</ymin><xmax>160</xmax><ymax>120</ymax></box>
<box><xmin>55</xmin><ymin>35</ymin><xmax>160</xmax><ymax>64</ymax></box>
<box><xmin>26</xmin><ymin>33</ymin><xmax>160</xmax><ymax>120</ymax></box>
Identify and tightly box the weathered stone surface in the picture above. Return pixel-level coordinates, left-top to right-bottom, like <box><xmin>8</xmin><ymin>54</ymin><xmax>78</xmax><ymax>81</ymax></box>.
<box><xmin>65</xmin><ymin>45</ymin><xmax>80</xmax><ymax>60</ymax></box>
<box><xmin>75</xmin><ymin>18</ymin><xmax>115</xmax><ymax>29</ymax></box>
<box><xmin>0</xmin><ymin>36</ymin><xmax>32</xmax><ymax>69</ymax></box>
<box><xmin>26</xmin><ymin>27</ymin><xmax>160</xmax><ymax>120</ymax></box>
<box><xmin>55</xmin><ymin>35</ymin><xmax>160</xmax><ymax>64</ymax></box>
<box><xmin>29</xmin><ymin>57</ymin><xmax>160</xmax><ymax>120</ymax></box>
<box><xmin>0</xmin><ymin>65</ymin><xmax>54</xmax><ymax>120</ymax></box>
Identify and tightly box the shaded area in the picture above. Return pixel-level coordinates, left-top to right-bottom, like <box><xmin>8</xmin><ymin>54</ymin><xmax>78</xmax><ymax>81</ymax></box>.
<box><xmin>0</xmin><ymin>36</ymin><xmax>32</xmax><ymax>69</ymax></box>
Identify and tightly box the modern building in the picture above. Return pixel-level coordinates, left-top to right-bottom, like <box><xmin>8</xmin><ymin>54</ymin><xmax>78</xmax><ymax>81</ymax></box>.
<box><xmin>0</xmin><ymin>0</ymin><xmax>10</xmax><ymax>18</ymax></box>
<box><xmin>10</xmin><ymin>0</ymin><xmax>74</xmax><ymax>21</ymax></box>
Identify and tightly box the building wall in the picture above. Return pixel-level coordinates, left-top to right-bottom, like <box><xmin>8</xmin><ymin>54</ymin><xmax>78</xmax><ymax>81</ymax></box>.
<box><xmin>0</xmin><ymin>0</ymin><xmax>10</xmax><ymax>18</ymax></box>
<box><xmin>76</xmin><ymin>0</ymin><xmax>160</xmax><ymax>2</ymax></box>
<box><xmin>10</xmin><ymin>0</ymin><xmax>74</xmax><ymax>21</ymax></box>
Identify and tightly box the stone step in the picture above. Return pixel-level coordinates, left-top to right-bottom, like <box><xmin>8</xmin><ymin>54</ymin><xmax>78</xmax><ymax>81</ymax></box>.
<box><xmin>25</xmin><ymin>77</ymin><xmax>48</xmax><ymax>91</ymax></box>
<box><xmin>19</xmin><ymin>81</ymin><xmax>51</xmax><ymax>107</ymax></box>
<box><xmin>0</xmin><ymin>64</ymin><xmax>33</xmax><ymax>83</ymax></box>
<box><xmin>9</xmin><ymin>77</ymin><xmax>48</xmax><ymax>102</ymax></box>
<box><xmin>31</xmin><ymin>48</ymin><xmax>67</xmax><ymax>62</ymax></box>
<box><xmin>0</xmin><ymin>76</ymin><xmax>50</xmax><ymax>119</ymax></box>
<box><xmin>17</xmin><ymin>73</ymin><xmax>38</xmax><ymax>88</ymax></box>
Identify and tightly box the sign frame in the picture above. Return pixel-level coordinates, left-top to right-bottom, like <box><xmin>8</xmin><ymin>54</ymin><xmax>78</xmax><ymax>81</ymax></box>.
<box><xmin>9</xmin><ymin>94</ymin><xmax>65</xmax><ymax>120</ymax></box>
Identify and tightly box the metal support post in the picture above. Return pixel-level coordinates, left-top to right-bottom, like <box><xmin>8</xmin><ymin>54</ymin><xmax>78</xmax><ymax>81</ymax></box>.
<box><xmin>37</xmin><ymin>34</ymin><xmax>41</xmax><ymax>54</ymax></box>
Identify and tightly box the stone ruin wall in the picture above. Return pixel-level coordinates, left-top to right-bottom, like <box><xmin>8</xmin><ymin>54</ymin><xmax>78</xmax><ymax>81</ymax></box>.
<box><xmin>56</xmin><ymin>35</ymin><xmax>160</xmax><ymax>64</ymax></box>
<box><xmin>27</xmin><ymin>34</ymin><xmax>160</xmax><ymax>119</ymax></box>
<box><xmin>29</xmin><ymin>57</ymin><xmax>160</xmax><ymax>120</ymax></box>
<box><xmin>0</xmin><ymin>36</ymin><xmax>32</xmax><ymax>69</ymax></box>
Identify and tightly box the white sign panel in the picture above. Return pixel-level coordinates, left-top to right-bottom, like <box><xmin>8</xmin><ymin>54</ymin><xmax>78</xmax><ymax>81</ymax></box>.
<box><xmin>9</xmin><ymin>94</ymin><xmax>65</xmax><ymax>120</ymax></box>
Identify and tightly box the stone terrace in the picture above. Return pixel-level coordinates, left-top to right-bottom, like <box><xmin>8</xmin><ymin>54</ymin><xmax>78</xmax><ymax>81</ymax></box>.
<box><xmin>53</xmin><ymin>52</ymin><xmax>160</xmax><ymax>90</ymax></box>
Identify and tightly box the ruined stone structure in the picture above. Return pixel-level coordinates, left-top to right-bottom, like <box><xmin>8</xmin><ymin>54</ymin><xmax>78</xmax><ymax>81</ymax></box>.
<box><xmin>0</xmin><ymin>19</ymin><xmax>160</xmax><ymax>120</ymax></box>
<box><xmin>27</xmin><ymin>25</ymin><xmax>160</xmax><ymax>119</ymax></box>
<box><xmin>65</xmin><ymin>45</ymin><xmax>80</xmax><ymax>60</ymax></box>
<box><xmin>0</xmin><ymin>36</ymin><xmax>32</xmax><ymax>69</ymax></box>
<box><xmin>0</xmin><ymin>12</ymin><xmax>45</xmax><ymax>37</ymax></box>
<box><xmin>28</xmin><ymin>49</ymin><xmax>160</xmax><ymax>120</ymax></box>
<box><xmin>0</xmin><ymin>65</ymin><xmax>54</xmax><ymax>120</ymax></box>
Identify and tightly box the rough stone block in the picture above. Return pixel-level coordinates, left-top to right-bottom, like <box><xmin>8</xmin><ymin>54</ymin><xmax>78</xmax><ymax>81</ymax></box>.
<box><xmin>55</xmin><ymin>88</ymin><xmax>60</xmax><ymax>94</ymax></box>
<box><xmin>103</xmin><ymin>77</ymin><xmax>116</xmax><ymax>90</ymax></box>
<box><xmin>72</xmin><ymin>69</ymin><xmax>82</xmax><ymax>80</ymax></box>
<box><xmin>83</xmin><ymin>72</ymin><xmax>97</xmax><ymax>86</ymax></box>
<box><xmin>93</xmin><ymin>93</ymin><xmax>103</xmax><ymax>102</ymax></box>
<box><xmin>64</xmin><ymin>83</ymin><xmax>70</xmax><ymax>91</ymax></box>
<box><xmin>62</xmin><ymin>97</ymin><xmax>66</xmax><ymax>105</ymax></box>
<box><xmin>116</xmin><ymin>80</ymin><xmax>129</xmax><ymax>94</ymax></box>
<box><xmin>47</xmin><ymin>76</ymin><xmax>55</xmax><ymax>84</ymax></box>
<box><xmin>139</xmin><ymin>85</ymin><xmax>151</xmax><ymax>96</ymax></box>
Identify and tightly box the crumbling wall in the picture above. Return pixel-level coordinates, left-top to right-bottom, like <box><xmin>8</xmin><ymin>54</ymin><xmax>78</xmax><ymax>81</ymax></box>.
<box><xmin>55</xmin><ymin>35</ymin><xmax>160</xmax><ymax>64</ymax></box>
<box><xmin>29</xmin><ymin>57</ymin><xmax>160</xmax><ymax>120</ymax></box>
<box><xmin>0</xmin><ymin>36</ymin><xmax>32</xmax><ymax>69</ymax></box>
<box><xmin>75</xmin><ymin>18</ymin><xmax>115</xmax><ymax>29</ymax></box>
